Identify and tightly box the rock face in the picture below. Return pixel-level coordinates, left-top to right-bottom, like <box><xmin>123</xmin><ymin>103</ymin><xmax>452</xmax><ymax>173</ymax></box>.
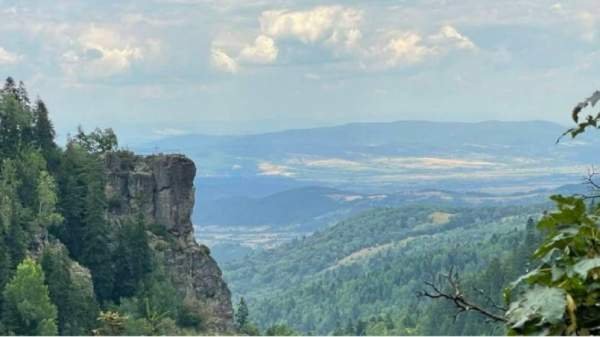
<box><xmin>104</xmin><ymin>152</ymin><xmax>234</xmax><ymax>331</ymax></box>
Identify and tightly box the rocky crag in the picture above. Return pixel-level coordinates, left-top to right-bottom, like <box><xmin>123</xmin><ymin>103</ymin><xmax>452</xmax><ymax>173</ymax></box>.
<box><xmin>104</xmin><ymin>152</ymin><xmax>234</xmax><ymax>331</ymax></box>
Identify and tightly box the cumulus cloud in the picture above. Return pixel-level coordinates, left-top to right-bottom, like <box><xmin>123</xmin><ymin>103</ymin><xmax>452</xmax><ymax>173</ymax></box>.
<box><xmin>0</xmin><ymin>47</ymin><xmax>20</xmax><ymax>64</ymax></box>
<box><xmin>211</xmin><ymin>5</ymin><xmax>477</xmax><ymax>73</ymax></box>
<box><xmin>259</xmin><ymin>6</ymin><xmax>362</xmax><ymax>48</ymax></box>
<box><xmin>239</xmin><ymin>35</ymin><xmax>278</xmax><ymax>64</ymax></box>
<box><xmin>376</xmin><ymin>32</ymin><xmax>433</xmax><ymax>66</ymax></box>
<box><xmin>211</xmin><ymin>48</ymin><xmax>239</xmax><ymax>73</ymax></box>
<box><xmin>211</xmin><ymin>5</ymin><xmax>362</xmax><ymax>73</ymax></box>
<box><xmin>429</xmin><ymin>25</ymin><xmax>476</xmax><ymax>51</ymax></box>
<box><xmin>370</xmin><ymin>25</ymin><xmax>476</xmax><ymax>68</ymax></box>
<box><xmin>60</xmin><ymin>25</ymin><xmax>160</xmax><ymax>79</ymax></box>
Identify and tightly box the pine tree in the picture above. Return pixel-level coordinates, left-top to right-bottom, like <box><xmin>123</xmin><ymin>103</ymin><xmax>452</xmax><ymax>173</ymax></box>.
<box><xmin>2</xmin><ymin>77</ymin><xmax>17</xmax><ymax>97</ymax></box>
<box><xmin>235</xmin><ymin>297</ymin><xmax>249</xmax><ymax>328</ymax></box>
<box><xmin>113</xmin><ymin>213</ymin><xmax>153</xmax><ymax>301</ymax></box>
<box><xmin>41</xmin><ymin>245</ymin><xmax>99</xmax><ymax>335</ymax></box>
<box><xmin>80</xmin><ymin>177</ymin><xmax>114</xmax><ymax>302</ymax></box>
<box><xmin>16</xmin><ymin>81</ymin><xmax>30</xmax><ymax>107</ymax></box>
<box><xmin>2</xmin><ymin>257</ymin><xmax>58</xmax><ymax>335</ymax></box>
<box><xmin>32</xmin><ymin>99</ymin><xmax>58</xmax><ymax>168</ymax></box>
<box><xmin>57</xmin><ymin>143</ymin><xmax>115</xmax><ymax>302</ymax></box>
<box><xmin>0</xmin><ymin>93</ymin><xmax>25</xmax><ymax>158</ymax></box>
<box><xmin>56</xmin><ymin>144</ymin><xmax>87</xmax><ymax>256</ymax></box>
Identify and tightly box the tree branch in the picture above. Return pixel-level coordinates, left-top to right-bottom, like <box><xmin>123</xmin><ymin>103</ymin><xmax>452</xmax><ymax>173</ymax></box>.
<box><xmin>572</xmin><ymin>166</ymin><xmax>600</xmax><ymax>200</ymax></box>
<box><xmin>417</xmin><ymin>268</ymin><xmax>507</xmax><ymax>323</ymax></box>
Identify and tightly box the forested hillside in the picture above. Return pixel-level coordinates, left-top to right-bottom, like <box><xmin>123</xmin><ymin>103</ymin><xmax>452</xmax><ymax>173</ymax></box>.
<box><xmin>223</xmin><ymin>205</ymin><xmax>543</xmax><ymax>335</ymax></box>
<box><xmin>0</xmin><ymin>78</ymin><xmax>232</xmax><ymax>335</ymax></box>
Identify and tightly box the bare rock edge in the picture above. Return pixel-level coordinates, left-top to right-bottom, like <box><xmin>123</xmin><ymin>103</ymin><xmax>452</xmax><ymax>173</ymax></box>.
<box><xmin>104</xmin><ymin>152</ymin><xmax>234</xmax><ymax>332</ymax></box>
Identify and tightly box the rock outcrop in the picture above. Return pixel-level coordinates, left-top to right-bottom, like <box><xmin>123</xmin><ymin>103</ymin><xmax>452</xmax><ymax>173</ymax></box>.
<box><xmin>104</xmin><ymin>152</ymin><xmax>233</xmax><ymax>331</ymax></box>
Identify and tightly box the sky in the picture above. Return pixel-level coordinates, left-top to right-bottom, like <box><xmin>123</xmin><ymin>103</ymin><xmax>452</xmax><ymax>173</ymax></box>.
<box><xmin>0</xmin><ymin>0</ymin><xmax>599</xmax><ymax>144</ymax></box>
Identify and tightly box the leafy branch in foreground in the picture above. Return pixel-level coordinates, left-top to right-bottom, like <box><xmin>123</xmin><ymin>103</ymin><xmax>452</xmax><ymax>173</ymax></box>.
<box><xmin>420</xmin><ymin>196</ymin><xmax>600</xmax><ymax>335</ymax></box>
<box><xmin>558</xmin><ymin>90</ymin><xmax>600</xmax><ymax>142</ymax></box>
<box><xmin>423</xmin><ymin>91</ymin><xmax>600</xmax><ymax>335</ymax></box>
<box><xmin>504</xmin><ymin>195</ymin><xmax>600</xmax><ymax>335</ymax></box>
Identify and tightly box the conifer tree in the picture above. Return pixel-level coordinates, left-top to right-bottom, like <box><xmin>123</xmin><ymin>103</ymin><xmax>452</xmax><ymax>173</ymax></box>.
<box><xmin>32</xmin><ymin>99</ymin><xmax>58</xmax><ymax>167</ymax></box>
<box><xmin>16</xmin><ymin>81</ymin><xmax>30</xmax><ymax>107</ymax></box>
<box><xmin>2</xmin><ymin>257</ymin><xmax>58</xmax><ymax>336</ymax></box>
<box><xmin>2</xmin><ymin>77</ymin><xmax>17</xmax><ymax>97</ymax></box>
<box><xmin>41</xmin><ymin>245</ymin><xmax>99</xmax><ymax>335</ymax></box>
<box><xmin>57</xmin><ymin>143</ymin><xmax>115</xmax><ymax>302</ymax></box>
<box><xmin>235</xmin><ymin>297</ymin><xmax>249</xmax><ymax>328</ymax></box>
<box><xmin>113</xmin><ymin>213</ymin><xmax>153</xmax><ymax>301</ymax></box>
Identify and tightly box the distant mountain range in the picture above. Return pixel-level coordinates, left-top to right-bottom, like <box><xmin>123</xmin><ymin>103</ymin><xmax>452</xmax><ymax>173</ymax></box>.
<box><xmin>195</xmin><ymin>183</ymin><xmax>587</xmax><ymax>230</ymax></box>
<box><xmin>136</xmin><ymin>120</ymin><xmax>600</xmax><ymax>228</ymax></box>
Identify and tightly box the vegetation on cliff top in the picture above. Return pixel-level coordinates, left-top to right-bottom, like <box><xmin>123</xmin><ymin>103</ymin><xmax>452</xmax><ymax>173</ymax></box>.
<box><xmin>0</xmin><ymin>77</ymin><xmax>219</xmax><ymax>335</ymax></box>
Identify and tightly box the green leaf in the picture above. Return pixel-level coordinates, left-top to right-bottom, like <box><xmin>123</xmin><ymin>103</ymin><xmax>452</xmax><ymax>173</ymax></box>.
<box><xmin>551</xmin><ymin>266</ymin><xmax>565</xmax><ymax>282</ymax></box>
<box><xmin>572</xmin><ymin>257</ymin><xmax>600</xmax><ymax>279</ymax></box>
<box><xmin>506</xmin><ymin>286</ymin><xmax>566</xmax><ymax>330</ymax></box>
<box><xmin>510</xmin><ymin>268</ymin><xmax>551</xmax><ymax>288</ymax></box>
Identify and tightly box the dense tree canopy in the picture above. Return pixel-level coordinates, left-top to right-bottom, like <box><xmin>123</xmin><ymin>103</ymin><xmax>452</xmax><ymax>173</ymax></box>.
<box><xmin>0</xmin><ymin>78</ymin><xmax>211</xmax><ymax>335</ymax></box>
<box><xmin>2</xmin><ymin>258</ymin><xmax>58</xmax><ymax>336</ymax></box>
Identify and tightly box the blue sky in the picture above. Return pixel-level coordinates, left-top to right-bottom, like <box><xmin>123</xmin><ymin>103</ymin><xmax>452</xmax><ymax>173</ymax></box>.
<box><xmin>0</xmin><ymin>0</ymin><xmax>599</xmax><ymax>144</ymax></box>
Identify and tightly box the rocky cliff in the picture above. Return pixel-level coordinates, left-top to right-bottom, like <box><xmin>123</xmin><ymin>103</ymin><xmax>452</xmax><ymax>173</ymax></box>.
<box><xmin>104</xmin><ymin>152</ymin><xmax>233</xmax><ymax>331</ymax></box>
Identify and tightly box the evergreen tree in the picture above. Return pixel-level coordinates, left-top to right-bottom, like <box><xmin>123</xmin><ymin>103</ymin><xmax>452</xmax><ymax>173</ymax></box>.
<box><xmin>56</xmin><ymin>144</ymin><xmax>87</xmax><ymax>256</ymax></box>
<box><xmin>0</xmin><ymin>92</ymin><xmax>28</xmax><ymax>158</ymax></box>
<box><xmin>0</xmin><ymin>159</ymin><xmax>29</xmax><ymax>270</ymax></box>
<box><xmin>235</xmin><ymin>297</ymin><xmax>249</xmax><ymax>328</ymax></box>
<box><xmin>41</xmin><ymin>245</ymin><xmax>99</xmax><ymax>335</ymax></box>
<box><xmin>2</xmin><ymin>77</ymin><xmax>17</xmax><ymax>97</ymax></box>
<box><xmin>112</xmin><ymin>213</ymin><xmax>153</xmax><ymax>301</ymax></box>
<box><xmin>16</xmin><ymin>81</ymin><xmax>30</xmax><ymax>107</ymax></box>
<box><xmin>80</xmin><ymin>177</ymin><xmax>114</xmax><ymax>302</ymax></box>
<box><xmin>235</xmin><ymin>297</ymin><xmax>260</xmax><ymax>335</ymax></box>
<box><xmin>73</xmin><ymin>127</ymin><xmax>118</xmax><ymax>154</ymax></box>
<box><xmin>2</xmin><ymin>257</ymin><xmax>58</xmax><ymax>335</ymax></box>
<box><xmin>57</xmin><ymin>143</ymin><xmax>115</xmax><ymax>302</ymax></box>
<box><xmin>32</xmin><ymin>99</ymin><xmax>58</xmax><ymax>168</ymax></box>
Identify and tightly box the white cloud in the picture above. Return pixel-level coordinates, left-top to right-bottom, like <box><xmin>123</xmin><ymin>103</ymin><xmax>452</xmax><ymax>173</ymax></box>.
<box><xmin>0</xmin><ymin>47</ymin><xmax>20</xmax><ymax>64</ymax></box>
<box><xmin>212</xmin><ymin>5</ymin><xmax>476</xmax><ymax>72</ymax></box>
<box><xmin>60</xmin><ymin>25</ymin><xmax>159</xmax><ymax>79</ymax></box>
<box><xmin>211</xmin><ymin>5</ymin><xmax>362</xmax><ymax>73</ymax></box>
<box><xmin>257</xmin><ymin>161</ymin><xmax>294</xmax><ymax>177</ymax></box>
<box><xmin>239</xmin><ymin>35</ymin><xmax>278</xmax><ymax>64</ymax></box>
<box><xmin>429</xmin><ymin>25</ymin><xmax>476</xmax><ymax>51</ymax></box>
<box><xmin>211</xmin><ymin>48</ymin><xmax>239</xmax><ymax>73</ymax></box>
<box><xmin>260</xmin><ymin>6</ymin><xmax>362</xmax><ymax>49</ymax></box>
<box><xmin>370</xmin><ymin>25</ymin><xmax>476</xmax><ymax>68</ymax></box>
<box><xmin>378</xmin><ymin>32</ymin><xmax>433</xmax><ymax>66</ymax></box>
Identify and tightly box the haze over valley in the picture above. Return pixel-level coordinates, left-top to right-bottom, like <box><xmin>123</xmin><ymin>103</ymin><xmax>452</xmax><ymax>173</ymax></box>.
<box><xmin>138</xmin><ymin>120</ymin><xmax>596</xmax><ymax>253</ymax></box>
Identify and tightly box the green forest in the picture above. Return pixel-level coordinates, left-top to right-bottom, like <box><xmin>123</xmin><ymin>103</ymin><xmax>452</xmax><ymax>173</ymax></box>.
<box><xmin>224</xmin><ymin>205</ymin><xmax>543</xmax><ymax>335</ymax></box>
<box><xmin>0</xmin><ymin>77</ymin><xmax>224</xmax><ymax>335</ymax></box>
<box><xmin>222</xmin><ymin>90</ymin><xmax>600</xmax><ymax>336</ymax></box>
<box><xmin>3</xmin><ymin>76</ymin><xmax>600</xmax><ymax>336</ymax></box>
